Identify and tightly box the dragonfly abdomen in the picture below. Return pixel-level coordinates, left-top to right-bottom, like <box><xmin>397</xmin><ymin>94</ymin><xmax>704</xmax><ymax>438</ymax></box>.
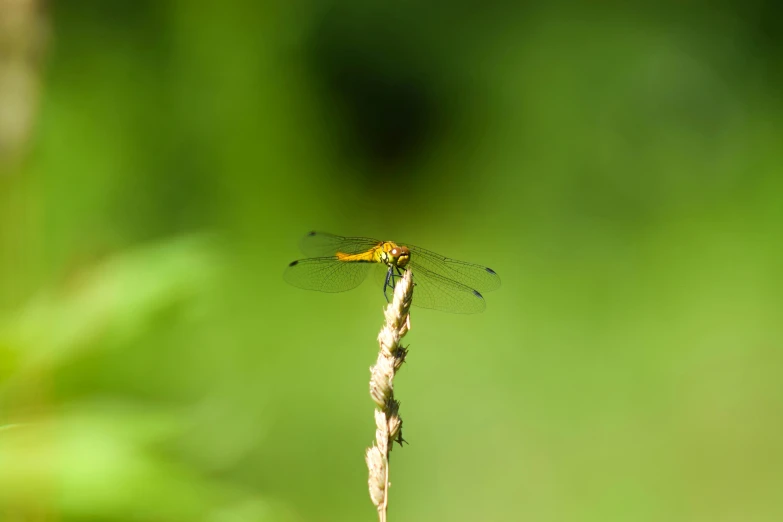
<box><xmin>336</xmin><ymin>249</ymin><xmax>381</xmax><ymax>263</ymax></box>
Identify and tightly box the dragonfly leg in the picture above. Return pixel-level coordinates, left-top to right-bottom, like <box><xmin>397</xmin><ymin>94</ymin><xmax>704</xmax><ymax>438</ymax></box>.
<box><xmin>383</xmin><ymin>266</ymin><xmax>393</xmax><ymax>303</ymax></box>
<box><xmin>389</xmin><ymin>267</ymin><xmax>404</xmax><ymax>288</ymax></box>
<box><xmin>384</xmin><ymin>267</ymin><xmax>407</xmax><ymax>302</ymax></box>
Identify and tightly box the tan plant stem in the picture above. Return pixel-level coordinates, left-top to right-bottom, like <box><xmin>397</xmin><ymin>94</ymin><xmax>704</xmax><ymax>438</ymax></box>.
<box><xmin>0</xmin><ymin>0</ymin><xmax>47</xmax><ymax>169</ymax></box>
<box><xmin>366</xmin><ymin>269</ymin><xmax>413</xmax><ymax>522</ymax></box>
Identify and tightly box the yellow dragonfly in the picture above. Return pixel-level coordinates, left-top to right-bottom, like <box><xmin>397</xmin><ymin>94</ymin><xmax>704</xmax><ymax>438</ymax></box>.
<box><xmin>284</xmin><ymin>231</ymin><xmax>500</xmax><ymax>313</ymax></box>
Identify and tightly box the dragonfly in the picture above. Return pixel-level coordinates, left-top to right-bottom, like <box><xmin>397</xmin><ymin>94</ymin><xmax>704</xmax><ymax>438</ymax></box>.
<box><xmin>284</xmin><ymin>231</ymin><xmax>500</xmax><ymax>313</ymax></box>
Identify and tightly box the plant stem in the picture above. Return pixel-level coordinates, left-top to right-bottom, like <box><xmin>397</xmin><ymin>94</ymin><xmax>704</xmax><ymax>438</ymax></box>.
<box><xmin>366</xmin><ymin>269</ymin><xmax>413</xmax><ymax>522</ymax></box>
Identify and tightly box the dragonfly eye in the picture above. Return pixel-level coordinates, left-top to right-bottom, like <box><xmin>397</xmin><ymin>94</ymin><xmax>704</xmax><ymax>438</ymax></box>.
<box><xmin>396</xmin><ymin>246</ymin><xmax>411</xmax><ymax>267</ymax></box>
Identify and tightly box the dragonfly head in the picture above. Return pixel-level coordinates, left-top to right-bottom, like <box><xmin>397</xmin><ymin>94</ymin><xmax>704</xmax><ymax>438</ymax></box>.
<box><xmin>383</xmin><ymin>244</ymin><xmax>410</xmax><ymax>268</ymax></box>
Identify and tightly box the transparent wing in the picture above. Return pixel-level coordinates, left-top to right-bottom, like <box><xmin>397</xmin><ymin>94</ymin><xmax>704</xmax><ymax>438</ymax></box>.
<box><xmin>284</xmin><ymin>257</ymin><xmax>372</xmax><ymax>293</ymax></box>
<box><xmin>299</xmin><ymin>231</ymin><xmax>382</xmax><ymax>257</ymax></box>
<box><xmin>385</xmin><ymin>265</ymin><xmax>487</xmax><ymax>314</ymax></box>
<box><xmin>405</xmin><ymin>243</ymin><xmax>501</xmax><ymax>293</ymax></box>
<box><xmin>290</xmin><ymin>232</ymin><xmax>499</xmax><ymax>312</ymax></box>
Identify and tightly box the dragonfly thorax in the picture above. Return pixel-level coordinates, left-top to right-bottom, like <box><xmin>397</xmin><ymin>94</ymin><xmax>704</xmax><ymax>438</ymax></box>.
<box><xmin>379</xmin><ymin>242</ymin><xmax>411</xmax><ymax>268</ymax></box>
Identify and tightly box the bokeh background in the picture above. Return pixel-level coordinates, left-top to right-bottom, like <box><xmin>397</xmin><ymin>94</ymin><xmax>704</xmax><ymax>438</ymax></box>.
<box><xmin>2</xmin><ymin>1</ymin><xmax>782</xmax><ymax>521</ymax></box>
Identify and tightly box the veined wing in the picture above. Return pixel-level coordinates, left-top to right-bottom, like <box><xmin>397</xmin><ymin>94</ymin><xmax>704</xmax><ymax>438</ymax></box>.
<box><xmin>405</xmin><ymin>243</ymin><xmax>501</xmax><ymax>293</ymax></box>
<box><xmin>299</xmin><ymin>231</ymin><xmax>382</xmax><ymax>258</ymax></box>
<box><xmin>385</xmin><ymin>264</ymin><xmax>487</xmax><ymax>314</ymax></box>
<box><xmin>285</xmin><ymin>257</ymin><xmax>372</xmax><ymax>293</ymax></box>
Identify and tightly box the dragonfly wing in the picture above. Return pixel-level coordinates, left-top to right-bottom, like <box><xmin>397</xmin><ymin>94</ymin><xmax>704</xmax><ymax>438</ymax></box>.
<box><xmin>285</xmin><ymin>257</ymin><xmax>371</xmax><ymax>293</ymax></box>
<box><xmin>403</xmin><ymin>265</ymin><xmax>487</xmax><ymax>314</ymax></box>
<box><xmin>299</xmin><ymin>231</ymin><xmax>381</xmax><ymax>257</ymax></box>
<box><xmin>406</xmin><ymin>244</ymin><xmax>501</xmax><ymax>293</ymax></box>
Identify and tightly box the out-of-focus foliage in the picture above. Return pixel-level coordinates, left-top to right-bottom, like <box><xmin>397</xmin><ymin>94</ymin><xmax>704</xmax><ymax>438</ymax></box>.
<box><xmin>1</xmin><ymin>1</ymin><xmax>782</xmax><ymax>521</ymax></box>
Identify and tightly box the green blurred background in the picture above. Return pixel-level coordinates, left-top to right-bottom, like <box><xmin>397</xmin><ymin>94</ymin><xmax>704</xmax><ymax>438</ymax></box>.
<box><xmin>1</xmin><ymin>1</ymin><xmax>782</xmax><ymax>521</ymax></box>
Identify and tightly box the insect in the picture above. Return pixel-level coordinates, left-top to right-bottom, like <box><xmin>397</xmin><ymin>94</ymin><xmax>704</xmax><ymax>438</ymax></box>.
<box><xmin>285</xmin><ymin>231</ymin><xmax>500</xmax><ymax>313</ymax></box>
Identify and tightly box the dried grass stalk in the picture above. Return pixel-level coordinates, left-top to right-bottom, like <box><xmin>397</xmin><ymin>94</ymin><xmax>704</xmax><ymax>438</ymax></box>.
<box><xmin>366</xmin><ymin>269</ymin><xmax>413</xmax><ymax>522</ymax></box>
